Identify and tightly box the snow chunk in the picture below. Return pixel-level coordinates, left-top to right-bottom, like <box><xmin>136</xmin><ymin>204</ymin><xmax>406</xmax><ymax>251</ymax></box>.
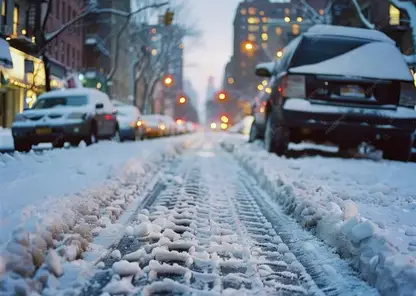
<box><xmin>46</xmin><ymin>249</ymin><xmax>64</xmax><ymax>277</ymax></box>
<box><xmin>125</xmin><ymin>225</ymin><xmax>134</xmax><ymax>236</ymax></box>
<box><xmin>350</xmin><ymin>220</ymin><xmax>377</xmax><ymax>243</ymax></box>
<box><xmin>405</xmin><ymin>228</ymin><xmax>416</xmax><ymax>237</ymax></box>
<box><xmin>123</xmin><ymin>249</ymin><xmax>147</xmax><ymax>262</ymax></box>
<box><xmin>112</xmin><ymin>260</ymin><xmax>141</xmax><ymax>276</ymax></box>
<box><xmin>110</xmin><ymin>250</ymin><xmax>121</xmax><ymax>260</ymax></box>
<box><xmin>134</xmin><ymin>222</ymin><xmax>152</xmax><ymax>237</ymax></box>
<box><xmin>102</xmin><ymin>276</ymin><xmax>138</xmax><ymax>294</ymax></box>
<box><xmin>343</xmin><ymin>200</ymin><xmax>359</xmax><ymax>220</ymax></box>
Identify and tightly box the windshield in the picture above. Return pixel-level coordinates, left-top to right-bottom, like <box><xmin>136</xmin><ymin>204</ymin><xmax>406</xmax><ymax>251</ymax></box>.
<box><xmin>32</xmin><ymin>96</ymin><xmax>88</xmax><ymax>109</ymax></box>
<box><xmin>290</xmin><ymin>36</ymin><xmax>370</xmax><ymax>68</ymax></box>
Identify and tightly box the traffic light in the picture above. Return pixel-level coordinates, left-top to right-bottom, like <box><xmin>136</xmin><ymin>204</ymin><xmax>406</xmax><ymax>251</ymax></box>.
<box><xmin>221</xmin><ymin>115</ymin><xmax>229</xmax><ymax>123</ymax></box>
<box><xmin>164</xmin><ymin>9</ymin><xmax>174</xmax><ymax>26</ymax></box>
<box><xmin>218</xmin><ymin>91</ymin><xmax>227</xmax><ymax>101</ymax></box>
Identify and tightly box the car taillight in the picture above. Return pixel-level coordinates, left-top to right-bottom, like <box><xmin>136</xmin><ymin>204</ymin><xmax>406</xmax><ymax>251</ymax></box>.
<box><xmin>105</xmin><ymin>114</ymin><xmax>113</xmax><ymax>120</ymax></box>
<box><xmin>280</xmin><ymin>75</ymin><xmax>306</xmax><ymax>98</ymax></box>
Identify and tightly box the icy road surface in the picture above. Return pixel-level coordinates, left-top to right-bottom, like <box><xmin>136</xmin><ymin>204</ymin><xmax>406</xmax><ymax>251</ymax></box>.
<box><xmin>74</xmin><ymin>139</ymin><xmax>376</xmax><ymax>296</ymax></box>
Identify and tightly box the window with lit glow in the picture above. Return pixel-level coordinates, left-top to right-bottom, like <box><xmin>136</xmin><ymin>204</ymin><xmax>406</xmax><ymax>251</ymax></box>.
<box><xmin>248</xmin><ymin>25</ymin><xmax>259</xmax><ymax>32</ymax></box>
<box><xmin>259</xmin><ymin>11</ymin><xmax>264</xmax><ymax>16</ymax></box>
<box><xmin>261</xmin><ymin>43</ymin><xmax>267</xmax><ymax>49</ymax></box>
<box><xmin>389</xmin><ymin>5</ymin><xmax>400</xmax><ymax>25</ymax></box>
<box><xmin>241</xmin><ymin>8</ymin><xmax>247</xmax><ymax>15</ymax></box>
<box><xmin>248</xmin><ymin>33</ymin><xmax>256</xmax><ymax>41</ymax></box>
<box><xmin>13</xmin><ymin>4</ymin><xmax>19</xmax><ymax>35</ymax></box>
<box><xmin>284</xmin><ymin>8</ymin><xmax>290</xmax><ymax>15</ymax></box>
<box><xmin>292</xmin><ymin>24</ymin><xmax>300</xmax><ymax>35</ymax></box>
<box><xmin>248</xmin><ymin>7</ymin><xmax>256</xmax><ymax>15</ymax></box>
<box><xmin>261</xmin><ymin>33</ymin><xmax>268</xmax><ymax>41</ymax></box>
<box><xmin>275</xmin><ymin>27</ymin><xmax>283</xmax><ymax>36</ymax></box>
<box><xmin>262</xmin><ymin>17</ymin><xmax>268</xmax><ymax>23</ymax></box>
<box><xmin>247</xmin><ymin>17</ymin><xmax>260</xmax><ymax>24</ymax></box>
<box><xmin>262</xmin><ymin>25</ymin><xmax>268</xmax><ymax>32</ymax></box>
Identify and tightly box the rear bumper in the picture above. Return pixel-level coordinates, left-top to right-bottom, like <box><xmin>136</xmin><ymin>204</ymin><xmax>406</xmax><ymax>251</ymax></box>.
<box><xmin>11</xmin><ymin>120</ymin><xmax>90</xmax><ymax>143</ymax></box>
<box><xmin>281</xmin><ymin>98</ymin><xmax>416</xmax><ymax>136</ymax></box>
<box><xmin>119</xmin><ymin>127</ymin><xmax>143</xmax><ymax>140</ymax></box>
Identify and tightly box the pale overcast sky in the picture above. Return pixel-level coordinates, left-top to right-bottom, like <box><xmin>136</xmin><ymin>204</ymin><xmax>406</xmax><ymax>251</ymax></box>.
<box><xmin>181</xmin><ymin>0</ymin><xmax>240</xmax><ymax>107</ymax></box>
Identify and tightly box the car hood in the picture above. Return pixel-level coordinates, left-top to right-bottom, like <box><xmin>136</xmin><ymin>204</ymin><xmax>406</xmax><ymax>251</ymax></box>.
<box><xmin>289</xmin><ymin>42</ymin><xmax>413</xmax><ymax>82</ymax></box>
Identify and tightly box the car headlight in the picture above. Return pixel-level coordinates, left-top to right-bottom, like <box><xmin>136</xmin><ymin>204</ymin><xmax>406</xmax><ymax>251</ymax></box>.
<box><xmin>136</xmin><ymin>120</ymin><xmax>144</xmax><ymax>127</ymax></box>
<box><xmin>13</xmin><ymin>113</ymin><xmax>27</xmax><ymax>122</ymax></box>
<box><xmin>68</xmin><ymin>113</ymin><xmax>86</xmax><ymax>119</ymax></box>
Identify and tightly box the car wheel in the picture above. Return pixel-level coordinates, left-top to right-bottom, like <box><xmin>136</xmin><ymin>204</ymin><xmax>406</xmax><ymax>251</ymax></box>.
<box><xmin>383</xmin><ymin>135</ymin><xmax>413</xmax><ymax>162</ymax></box>
<box><xmin>53</xmin><ymin>139</ymin><xmax>65</xmax><ymax>149</ymax></box>
<box><xmin>112</xmin><ymin>128</ymin><xmax>121</xmax><ymax>142</ymax></box>
<box><xmin>69</xmin><ymin>139</ymin><xmax>81</xmax><ymax>147</ymax></box>
<box><xmin>264</xmin><ymin>113</ymin><xmax>289</xmax><ymax>156</ymax></box>
<box><xmin>85</xmin><ymin>126</ymin><xmax>97</xmax><ymax>146</ymax></box>
<box><xmin>248</xmin><ymin>121</ymin><xmax>259</xmax><ymax>143</ymax></box>
<box><xmin>14</xmin><ymin>140</ymin><xmax>32</xmax><ymax>153</ymax></box>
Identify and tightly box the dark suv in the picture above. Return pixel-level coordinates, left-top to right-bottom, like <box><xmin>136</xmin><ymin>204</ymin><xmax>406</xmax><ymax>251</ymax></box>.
<box><xmin>250</xmin><ymin>25</ymin><xmax>416</xmax><ymax>161</ymax></box>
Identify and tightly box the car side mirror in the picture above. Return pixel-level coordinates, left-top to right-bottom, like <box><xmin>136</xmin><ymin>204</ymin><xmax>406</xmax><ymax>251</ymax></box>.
<box><xmin>96</xmin><ymin>103</ymin><xmax>104</xmax><ymax>109</ymax></box>
<box><xmin>255</xmin><ymin>67</ymin><xmax>272</xmax><ymax>77</ymax></box>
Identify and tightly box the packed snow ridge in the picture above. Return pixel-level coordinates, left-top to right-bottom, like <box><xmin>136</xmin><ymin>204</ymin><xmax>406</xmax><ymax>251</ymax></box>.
<box><xmin>0</xmin><ymin>135</ymin><xmax>199</xmax><ymax>295</ymax></box>
<box><xmin>222</xmin><ymin>136</ymin><xmax>416</xmax><ymax>296</ymax></box>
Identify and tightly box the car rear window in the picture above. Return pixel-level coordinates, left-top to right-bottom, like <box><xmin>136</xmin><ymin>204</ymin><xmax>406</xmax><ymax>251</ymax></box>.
<box><xmin>290</xmin><ymin>36</ymin><xmax>371</xmax><ymax>68</ymax></box>
<box><xmin>33</xmin><ymin>96</ymin><xmax>88</xmax><ymax>109</ymax></box>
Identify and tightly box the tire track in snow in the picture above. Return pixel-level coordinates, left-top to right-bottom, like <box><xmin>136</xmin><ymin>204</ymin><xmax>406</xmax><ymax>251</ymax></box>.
<box><xmin>79</xmin><ymin>144</ymin><xmax>376</xmax><ymax>295</ymax></box>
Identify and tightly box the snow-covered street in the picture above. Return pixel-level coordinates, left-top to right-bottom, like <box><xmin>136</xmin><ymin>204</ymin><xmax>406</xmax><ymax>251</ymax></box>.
<box><xmin>0</xmin><ymin>133</ymin><xmax>415</xmax><ymax>295</ymax></box>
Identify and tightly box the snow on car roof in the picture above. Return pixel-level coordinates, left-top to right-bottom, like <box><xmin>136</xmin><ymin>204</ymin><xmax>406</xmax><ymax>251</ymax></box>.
<box><xmin>289</xmin><ymin>41</ymin><xmax>413</xmax><ymax>82</ymax></box>
<box><xmin>39</xmin><ymin>87</ymin><xmax>107</xmax><ymax>99</ymax></box>
<box><xmin>306</xmin><ymin>25</ymin><xmax>395</xmax><ymax>44</ymax></box>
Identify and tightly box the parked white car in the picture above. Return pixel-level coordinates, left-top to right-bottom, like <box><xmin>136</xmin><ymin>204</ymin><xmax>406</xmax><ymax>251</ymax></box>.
<box><xmin>11</xmin><ymin>88</ymin><xmax>118</xmax><ymax>152</ymax></box>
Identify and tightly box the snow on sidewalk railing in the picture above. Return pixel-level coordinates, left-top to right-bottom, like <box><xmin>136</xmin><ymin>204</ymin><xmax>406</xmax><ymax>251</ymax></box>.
<box><xmin>0</xmin><ymin>135</ymin><xmax>198</xmax><ymax>295</ymax></box>
<box><xmin>222</xmin><ymin>138</ymin><xmax>416</xmax><ymax>296</ymax></box>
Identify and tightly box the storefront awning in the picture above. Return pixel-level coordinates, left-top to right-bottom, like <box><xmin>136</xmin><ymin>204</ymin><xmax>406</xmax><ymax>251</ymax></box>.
<box><xmin>0</xmin><ymin>38</ymin><xmax>13</xmax><ymax>69</ymax></box>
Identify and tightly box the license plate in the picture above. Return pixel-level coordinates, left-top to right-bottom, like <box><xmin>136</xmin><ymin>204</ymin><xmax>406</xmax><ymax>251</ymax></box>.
<box><xmin>35</xmin><ymin>127</ymin><xmax>52</xmax><ymax>135</ymax></box>
<box><xmin>341</xmin><ymin>85</ymin><xmax>365</xmax><ymax>98</ymax></box>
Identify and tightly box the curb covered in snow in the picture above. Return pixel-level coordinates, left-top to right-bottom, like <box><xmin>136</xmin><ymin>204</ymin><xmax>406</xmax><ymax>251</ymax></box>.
<box><xmin>0</xmin><ymin>135</ymin><xmax>200</xmax><ymax>294</ymax></box>
<box><xmin>222</xmin><ymin>139</ymin><xmax>416</xmax><ymax>296</ymax></box>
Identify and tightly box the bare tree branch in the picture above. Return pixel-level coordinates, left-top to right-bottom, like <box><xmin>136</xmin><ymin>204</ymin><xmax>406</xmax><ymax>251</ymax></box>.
<box><xmin>350</xmin><ymin>0</ymin><xmax>376</xmax><ymax>29</ymax></box>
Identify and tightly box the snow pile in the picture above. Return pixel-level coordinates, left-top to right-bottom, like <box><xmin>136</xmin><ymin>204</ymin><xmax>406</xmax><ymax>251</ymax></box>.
<box><xmin>0</xmin><ymin>128</ymin><xmax>13</xmax><ymax>151</ymax></box>
<box><xmin>0</xmin><ymin>135</ymin><xmax>199</xmax><ymax>294</ymax></box>
<box><xmin>222</xmin><ymin>136</ymin><xmax>416</xmax><ymax>296</ymax></box>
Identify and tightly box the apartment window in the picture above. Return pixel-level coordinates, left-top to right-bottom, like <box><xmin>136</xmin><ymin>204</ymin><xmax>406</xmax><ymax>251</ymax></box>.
<box><xmin>240</xmin><ymin>8</ymin><xmax>247</xmax><ymax>15</ymax></box>
<box><xmin>262</xmin><ymin>17</ymin><xmax>268</xmax><ymax>23</ymax></box>
<box><xmin>292</xmin><ymin>24</ymin><xmax>300</xmax><ymax>35</ymax></box>
<box><xmin>248</xmin><ymin>33</ymin><xmax>256</xmax><ymax>41</ymax></box>
<box><xmin>13</xmin><ymin>5</ymin><xmax>19</xmax><ymax>35</ymax></box>
<box><xmin>259</xmin><ymin>11</ymin><xmax>264</xmax><ymax>16</ymax></box>
<box><xmin>247</xmin><ymin>17</ymin><xmax>260</xmax><ymax>24</ymax></box>
<box><xmin>284</xmin><ymin>8</ymin><xmax>290</xmax><ymax>15</ymax></box>
<box><xmin>61</xmin><ymin>41</ymin><xmax>65</xmax><ymax>63</ymax></box>
<box><xmin>275</xmin><ymin>27</ymin><xmax>283</xmax><ymax>36</ymax></box>
<box><xmin>1</xmin><ymin>0</ymin><xmax>6</xmax><ymax>25</ymax></box>
<box><xmin>67</xmin><ymin>44</ymin><xmax>70</xmax><ymax>65</ymax></box>
<box><xmin>248</xmin><ymin>7</ymin><xmax>256</xmax><ymax>15</ymax></box>
<box><xmin>261</xmin><ymin>43</ymin><xmax>267</xmax><ymax>49</ymax></box>
<box><xmin>55</xmin><ymin>0</ymin><xmax>60</xmax><ymax>19</ymax></box>
<box><xmin>248</xmin><ymin>25</ymin><xmax>259</xmax><ymax>32</ymax></box>
<box><xmin>62</xmin><ymin>3</ymin><xmax>66</xmax><ymax>22</ymax></box>
<box><xmin>389</xmin><ymin>5</ymin><xmax>400</xmax><ymax>25</ymax></box>
<box><xmin>67</xmin><ymin>6</ymin><xmax>71</xmax><ymax>23</ymax></box>
<box><xmin>262</xmin><ymin>25</ymin><xmax>268</xmax><ymax>32</ymax></box>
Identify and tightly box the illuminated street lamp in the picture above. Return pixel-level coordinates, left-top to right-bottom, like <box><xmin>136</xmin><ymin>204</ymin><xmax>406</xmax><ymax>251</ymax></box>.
<box><xmin>276</xmin><ymin>50</ymin><xmax>283</xmax><ymax>58</ymax></box>
<box><xmin>163</xmin><ymin>75</ymin><xmax>173</xmax><ymax>87</ymax></box>
<box><xmin>178</xmin><ymin>96</ymin><xmax>186</xmax><ymax>104</ymax></box>
<box><xmin>220</xmin><ymin>123</ymin><xmax>228</xmax><ymax>130</ymax></box>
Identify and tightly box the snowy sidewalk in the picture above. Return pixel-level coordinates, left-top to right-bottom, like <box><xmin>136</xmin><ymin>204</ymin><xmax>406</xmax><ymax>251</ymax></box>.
<box><xmin>223</xmin><ymin>136</ymin><xmax>416</xmax><ymax>295</ymax></box>
<box><xmin>0</xmin><ymin>128</ymin><xmax>13</xmax><ymax>152</ymax></box>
